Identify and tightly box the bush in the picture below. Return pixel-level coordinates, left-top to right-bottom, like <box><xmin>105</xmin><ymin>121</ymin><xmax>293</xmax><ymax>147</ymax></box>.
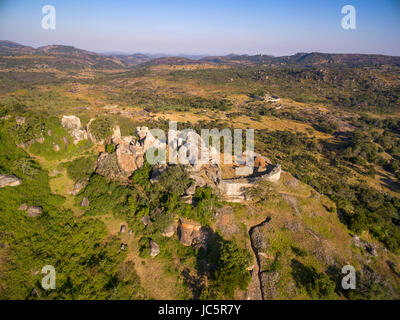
<box><xmin>66</xmin><ymin>156</ymin><xmax>97</xmax><ymax>181</ymax></box>
<box><xmin>90</xmin><ymin>116</ymin><xmax>114</xmax><ymax>140</ymax></box>
<box><xmin>158</xmin><ymin>164</ymin><xmax>191</xmax><ymax>195</ymax></box>
<box><xmin>201</xmin><ymin>238</ymin><xmax>251</xmax><ymax>299</ymax></box>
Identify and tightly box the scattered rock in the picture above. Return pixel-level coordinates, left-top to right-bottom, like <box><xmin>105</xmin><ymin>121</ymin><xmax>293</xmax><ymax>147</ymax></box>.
<box><xmin>36</xmin><ymin>136</ymin><xmax>44</xmax><ymax>144</ymax></box>
<box><xmin>286</xmin><ymin>178</ymin><xmax>299</xmax><ymax>188</ymax></box>
<box><xmin>141</xmin><ymin>216</ymin><xmax>151</xmax><ymax>226</ymax></box>
<box><xmin>120</xmin><ymin>243</ymin><xmax>127</xmax><ymax>251</ymax></box>
<box><xmin>128</xmin><ymin>229</ymin><xmax>133</xmax><ymax>235</ymax></box>
<box><xmin>149</xmin><ymin>240</ymin><xmax>160</xmax><ymax>257</ymax></box>
<box><xmin>63</xmin><ymin>136</ymin><xmax>69</xmax><ymax>150</ymax></box>
<box><xmin>161</xmin><ymin>223</ymin><xmax>176</xmax><ymax>237</ymax></box>
<box><xmin>47</xmin><ymin>129</ymin><xmax>52</xmax><ymax>136</ymax></box>
<box><xmin>19</xmin><ymin>203</ymin><xmax>28</xmax><ymax>211</ymax></box>
<box><xmin>0</xmin><ymin>174</ymin><xmax>22</xmax><ymax>188</ymax></box>
<box><xmin>69</xmin><ymin>179</ymin><xmax>88</xmax><ymax>195</ymax></box>
<box><xmin>81</xmin><ymin>197</ymin><xmax>89</xmax><ymax>207</ymax></box>
<box><xmin>53</xmin><ymin>144</ymin><xmax>60</xmax><ymax>152</ymax></box>
<box><xmin>70</xmin><ymin>129</ymin><xmax>88</xmax><ymax>145</ymax></box>
<box><xmin>15</xmin><ymin>116</ymin><xmax>25</xmax><ymax>125</ymax></box>
<box><xmin>27</xmin><ymin>206</ymin><xmax>43</xmax><ymax>217</ymax></box>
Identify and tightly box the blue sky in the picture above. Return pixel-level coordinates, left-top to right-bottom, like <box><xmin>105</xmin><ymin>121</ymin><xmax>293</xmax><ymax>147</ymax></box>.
<box><xmin>0</xmin><ymin>0</ymin><xmax>399</xmax><ymax>56</ymax></box>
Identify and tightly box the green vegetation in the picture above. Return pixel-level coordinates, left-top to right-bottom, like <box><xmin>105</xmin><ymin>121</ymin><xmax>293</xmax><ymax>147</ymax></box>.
<box><xmin>89</xmin><ymin>116</ymin><xmax>114</xmax><ymax>141</ymax></box>
<box><xmin>65</xmin><ymin>156</ymin><xmax>97</xmax><ymax>181</ymax></box>
<box><xmin>200</xmin><ymin>237</ymin><xmax>251</xmax><ymax>299</ymax></box>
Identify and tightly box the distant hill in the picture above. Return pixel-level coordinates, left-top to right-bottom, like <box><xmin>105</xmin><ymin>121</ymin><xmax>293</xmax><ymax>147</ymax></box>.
<box><xmin>109</xmin><ymin>53</ymin><xmax>152</xmax><ymax>66</ymax></box>
<box><xmin>201</xmin><ymin>52</ymin><xmax>400</xmax><ymax>67</ymax></box>
<box><xmin>0</xmin><ymin>41</ymin><xmax>131</xmax><ymax>70</ymax></box>
<box><xmin>1</xmin><ymin>41</ymin><xmax>400</xmax><ymax>70</ymax></box>
<box><xmin>145</xmin><ymin>56</ymin><xmax>201</xmax><ymax>66</ymax></box>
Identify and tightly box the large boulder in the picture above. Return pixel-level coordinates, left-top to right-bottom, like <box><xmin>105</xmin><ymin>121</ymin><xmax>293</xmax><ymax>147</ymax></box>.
<box><xmin>161</xmin><ymin>223</ymin><xmax>176</xmax><ymax>238</ymax></box>
<box><xmin>115</xmin><ymin>141</ymin><xmax>144</xmax><ymax>176</ymax></box>
<box><xmin>0</xmin><ymin>174</ymin><xmax>22</xmax><ymax>188</ymax></box>
<box><xmin>177</xmin><ymin>218</ymin><xmax>202</xmax><ymax>246</ymax></box>
<box><xmin>62</xmin><ymin>115</ymin><xmax>81</xmax><ymax>130</ymax></box>
<box><xmin>27</xmin><ymin>206</ymin><xmax>43</xmax><ymax>217</ymax></box>
<box><xmin>149</xmin><ymin>239</ymin><xmax>160</xmax><ymax>257</ymax></box>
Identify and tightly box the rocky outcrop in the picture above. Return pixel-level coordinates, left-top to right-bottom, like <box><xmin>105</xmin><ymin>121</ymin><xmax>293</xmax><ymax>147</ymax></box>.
<box><xmin>87</xmin><ymin>121</ymin><xmax>281</xmax><ymax>199</ymax></box>
<box><xmin>0</xmin><ymin>174</ymin><xmax>22</xmax><ymax>188</ymax></box>
<box><xmin>150</xmin><ymin>164</ymin><xmax>168</xmax><ymax>183</ymax></box>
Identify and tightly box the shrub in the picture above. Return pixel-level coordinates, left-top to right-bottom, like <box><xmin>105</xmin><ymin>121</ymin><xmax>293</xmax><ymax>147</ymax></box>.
<box><xmin>66</xmin><ymin>156</ymin><xmax>97</xmax><ymax>181</ymax></box>
<box><xmin>90</xmin><ymin>116</ymin><xmax>114</xmax><ymax>140</ymax></box>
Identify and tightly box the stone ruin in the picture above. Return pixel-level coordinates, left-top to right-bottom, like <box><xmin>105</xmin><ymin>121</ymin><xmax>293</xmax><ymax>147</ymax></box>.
<box><xmin>61</xmin><ymin>115</ymin><xmax>281</xmax><ymax>202</ymax></box>
<box><xmin>102</xmin><ymin>124</ymin><xmax>281</xmax><ymax>202</ymax></box>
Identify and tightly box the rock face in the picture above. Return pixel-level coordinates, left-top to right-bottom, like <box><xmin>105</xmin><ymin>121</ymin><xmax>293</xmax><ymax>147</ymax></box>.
<box><xmin>27</xmin><ymin>206</ymin><xmax>43</xmax><ymax>217</ymax></box>
<box><xmin>0</xmin><ymin>174</ymin><xmax>22</xmax><ymax>188</ymax></box>
<box><xmin>149</xmin><ymin>239</ymin><xmax>160</xmax><ymax>257</ymax></box>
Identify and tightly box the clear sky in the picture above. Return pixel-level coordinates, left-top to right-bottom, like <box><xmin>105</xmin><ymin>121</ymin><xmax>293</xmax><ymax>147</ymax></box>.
<box><xmin>0</xmin><ymin>0</ymin><xmax>399</xmax><ymax>56</ymax></box>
